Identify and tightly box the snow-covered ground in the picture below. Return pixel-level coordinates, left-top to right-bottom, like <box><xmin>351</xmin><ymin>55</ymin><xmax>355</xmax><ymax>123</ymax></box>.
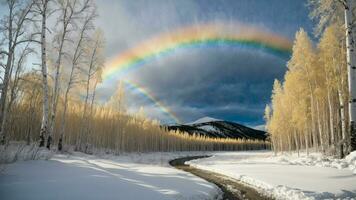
<box><xmin>0</xmin><ymin>142</ymin><xmax>53</xmax><ymax>164</ymax></box>
<box><xmin>187</xmin><ymin>151</ymin><xmax>356</xmax><ymax>200</ymax></box>
<box><xmin>0</xmin><ymin>152</ymin><xmax>221</xmax><ymax>200</ymax></box>
<box><xmin>2</xmin><ymin>150</ymin><xmax>356</xmax><ymax>200</ymax></box>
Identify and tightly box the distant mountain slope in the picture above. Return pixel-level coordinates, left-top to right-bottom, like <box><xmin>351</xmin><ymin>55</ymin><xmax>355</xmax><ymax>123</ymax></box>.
<box><xmin>185</xmin><ymin>117</ymin><xmax>221</xmax><ymax>125</ymax></box>
<box><xmin>166</xmin><ymin>117</ymin><xmax>267</xmax><ymax>140</ymax></box>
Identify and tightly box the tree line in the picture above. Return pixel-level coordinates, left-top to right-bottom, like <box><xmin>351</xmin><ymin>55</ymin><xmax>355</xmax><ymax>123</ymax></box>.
<box><xmin>265</xmin><ymin>0</ymin><xmax>356</xmax><ymax>157</ymax></box>
<box><xmin>0</xmin><ymin>0</ymin><xmax>104</xmax><ymax>150</ymax></box>
<box><xmin>6</xmin><ymin>75</ymin><xmax>268</xmax><ymax>152</ymax></box>
<box><xmin>0</xmin><ymin>0</ymin><xmax>268</xmax><ymax>153</ymax></box>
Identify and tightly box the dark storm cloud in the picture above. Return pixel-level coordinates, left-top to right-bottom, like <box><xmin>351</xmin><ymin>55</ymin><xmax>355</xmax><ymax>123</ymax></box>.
<box><xmin>125</xmin><ymin>48</ymin><xmax>286</xmax><ymax>124</ymax></box>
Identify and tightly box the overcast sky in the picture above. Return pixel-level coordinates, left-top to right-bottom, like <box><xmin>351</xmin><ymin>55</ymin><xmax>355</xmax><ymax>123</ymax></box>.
<box><xmin>94</xmin><ymin>0</ymin><xmax>313</xmax><ymax>126</ymax></box>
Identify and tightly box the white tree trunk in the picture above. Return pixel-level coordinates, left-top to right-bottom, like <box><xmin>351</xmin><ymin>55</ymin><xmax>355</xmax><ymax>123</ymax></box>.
<box><xmin>80</xmin><ymin>40</ymin><xmax>98</xmax><ymax>147</ymax></box>
<box><xmin>49</xmin><ymin>0</ymin><xmax>77</xmax><ymax>149</ymax></box>
<box><xmin>49</xmin><ymin>33</ymin><xmax>66</xmax><ymax>143</ymax></box>
<box><xmin>58</xmin><ymin>86</ymin><xmax>70</xmax><ymax>151</ymax></box>
<box><xmin>0</xmin><ymin>52</ymin><xmax>13</xmax><ymax>145</ymax></box>
<box><xmin>39</xmin><ymin>0</ymin><xmax>50</xmax><ymax>148</ymax></box>
<box><xmin>327</xmin><ymin>89</ymin><xmax>335</xmax><ymax>145</ymax></box>
<box><xmin>304</xmin><ymin>127</ymin><xmax>309</xmax><ymax>156</ymax></box>
<box><xmin>338</xmin><ymin>88</ymin><xmax>346</xmax><ymax>157</ymax></box>
<box><xmin>345</xmin><ymin>0</ymin><xmax>356</xmax><ymax>151</ymax></box>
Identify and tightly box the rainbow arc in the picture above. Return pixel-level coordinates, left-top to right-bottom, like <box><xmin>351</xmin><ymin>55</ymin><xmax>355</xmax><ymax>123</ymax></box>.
<box><xmin>122</xmin><ymin>80</ymin><xmax>181</xmax><ymax>124</ymax></box>
<box><xmin>101</xmin><ymin>23</ymin><xmax>293</xmax><ymax>123</ymax></box>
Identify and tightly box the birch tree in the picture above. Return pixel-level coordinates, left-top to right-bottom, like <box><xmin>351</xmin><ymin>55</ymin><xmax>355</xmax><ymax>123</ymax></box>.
<box><xmin>309</xmin><ymin>0</ymin><xmax>356</xmax><ymax>154</ymax></box>
<box><xmin>343</xmin><ymin>0</ymin><xmax>356</xmax><ymax>151</ymax></box>
<box><xmin>72</xmin><ymin>29</ymin><xmax>104</xmax><ymax>152</ymax></box>
<box><xmin>58</xmin><ymin>4</ymin><xmax>96</xmax><ymax>150</ymax></box>
<box><xmin>0</xmin><ymin>0</ymin><xmax>36</xmax><ymax>144</ymax></box>
<box><xmin>33</xmin><ymin>0</ymin><xmax>51</xmax><ymax>148</ymax></box>
<box><xmin>318</xmin><ymin>24</ymin><xmax>348</xmax><ymax>156</ymax></box>
<box><xmin>47</xmin><ymin>0</ymin><xmax>91</xmax><ymax>149</ymax></box>
<box><xmin>2</xmin><ymin>43</ymin><xmax>33</xmax><ymax>139</ymax></box>
<box><xmin>289</xmin><ymin>29</ymin><xmax>323</xmax><ymax>150</ymax></box>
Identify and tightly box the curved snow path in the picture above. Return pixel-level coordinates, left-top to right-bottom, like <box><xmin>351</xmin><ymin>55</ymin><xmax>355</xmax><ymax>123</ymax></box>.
<box><xmin>0</xmin><ymin>153</ymin><xmax>220</xmax><ymax>200</ymax></box>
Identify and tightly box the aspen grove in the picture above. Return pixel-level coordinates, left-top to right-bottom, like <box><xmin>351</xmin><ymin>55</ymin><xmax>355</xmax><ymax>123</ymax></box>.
<box><xmin>265</xmin><ymin>0</ymin><xmax>356</xmax><ymax>158</ymax></box>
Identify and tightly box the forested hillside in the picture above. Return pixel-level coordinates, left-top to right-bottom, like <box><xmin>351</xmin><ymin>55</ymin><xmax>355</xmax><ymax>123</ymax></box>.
<box><xmin>166</xmin><ymin>118</ymin><xmax>267</xmax><ymax>140</ymax></box>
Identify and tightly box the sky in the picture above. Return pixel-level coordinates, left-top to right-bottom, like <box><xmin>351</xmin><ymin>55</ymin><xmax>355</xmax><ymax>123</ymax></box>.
<box><xmin>94</xmin><ymin>0</ymin><xmax>314</xmax><ymax>127</ymax></box>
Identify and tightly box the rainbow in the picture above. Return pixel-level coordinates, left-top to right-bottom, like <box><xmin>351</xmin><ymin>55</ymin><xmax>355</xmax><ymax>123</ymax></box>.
<box><xmin>102</xmin><ymin>23</ymin><xmax>293</xmax><ymax>124</ymax></box>
<box><xmin>122</xmin><ymin>79</ymin><xmax>181</xmax><ymax>124</ymax></box>
<box><xmin>102</xmin><ymin>23</ymin><xmax>292</xmax><ymax>80</ymax></box>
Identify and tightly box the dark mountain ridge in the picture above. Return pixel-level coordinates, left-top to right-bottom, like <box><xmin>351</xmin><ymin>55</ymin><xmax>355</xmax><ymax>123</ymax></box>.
<box><xmin>165</xmin><ymin>118</ymin><xmax>268</xmax><ymax>140</ymax></box>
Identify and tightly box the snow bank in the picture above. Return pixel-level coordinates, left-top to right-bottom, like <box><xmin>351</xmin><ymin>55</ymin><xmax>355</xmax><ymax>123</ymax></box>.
<box><xmin>74</xmin><ymin>151</ymin><xmax>216</xmax><ymax>166</ymax></box>
<box><xmin>345</xmin><ymin>151</ymin><xmax>356</xmax><ymax>174</ymax></box>
<box><xmin>187</xmin><ymin>151</ymin><xmax>356</xmax><ymax>200</ymax></box>
<box><xmin>0</xmin><ymin>141</ymin><xmax>53</xmax><ymax>164</ymax></box>
<box><xmin>267</xmin><ymin>151</ymin><xmax>356</xmax><ymax>174</ymax></box>
<box><xmin>0</xmin><ymin>151</ymin><xmax>221</xmax><ymax>200</ymax></box>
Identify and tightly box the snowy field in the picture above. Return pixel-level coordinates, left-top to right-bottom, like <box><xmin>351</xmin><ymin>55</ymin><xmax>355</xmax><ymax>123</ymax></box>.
<box><xmin>0</xmin><ymin>152</ymin><xmax>221</xmax><ymax>200</ymax></box>
<box><xmin>188</xmin><ymin>151</ymin><xmax>356</xmax><ymax>200</ymax></box>
<box><xmin>2</xmin><ymin>150</ymin><xmax>356</xmax><ymax>200</ymax></box>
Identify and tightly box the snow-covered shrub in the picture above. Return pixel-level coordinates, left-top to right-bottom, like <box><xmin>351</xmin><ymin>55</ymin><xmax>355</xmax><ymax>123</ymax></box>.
<box><xmin>0</xmin><ymin>141</ymin><xmax>53</xmax><ymax>164</ymax></box>
<box><xmin>345</xmin><ymin>151</ymin><xmax>356</xmax><ymax>174</ymax></box>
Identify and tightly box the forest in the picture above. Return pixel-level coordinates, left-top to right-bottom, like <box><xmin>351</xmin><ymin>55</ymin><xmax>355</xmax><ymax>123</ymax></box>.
<box><xmin>265</xmin><ymin>0</ymin><xmax>356</xmax><ymax>158</ymax></box>
<box><xmin>0</xmin><ymin>0</ymin><xmax>267</xmax><ymax>156</ymax></box>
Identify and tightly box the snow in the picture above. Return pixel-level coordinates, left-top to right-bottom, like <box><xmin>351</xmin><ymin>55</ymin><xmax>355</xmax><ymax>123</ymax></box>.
<box><xmin>267</xmin><ymin>152</ymin><xmax>356</xmax><ymax>173</ymax></box>
<box><xmin>0</xmin><ymin>151</ymin><xmax>221</xmax><ymax>200</ymax></box>
<box><xmin>252</xmin><ymin>124</ymin><xmax>265</xmax><ymax>131</ymax></box>
<box><xmin>2</xmin><ymin>149</ymin><xmax>356</xmax><ymax>200</ymax></box>
<box><xmin>0</xmin><ymin>142</ymin><xmax>53</xmax><ymax>164</ymax></box>
<box><xmin>199</xmin><ymin>125</ymin><xmax>218</xmax><ymax>132</ymax></box>
<box><xmin>345</xmin><ymin>151</ymin><xmax>356</xmax><ymax>173</ymax></box>
<box><xmin>187</xmin><ymin>151</ymin><xmax>356</xmax><ymax>200</ymax></box>
<box><xmin>186</xmin><ymin>116</ymin><xmax>221</xmax><ymax>125</ymax></box>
